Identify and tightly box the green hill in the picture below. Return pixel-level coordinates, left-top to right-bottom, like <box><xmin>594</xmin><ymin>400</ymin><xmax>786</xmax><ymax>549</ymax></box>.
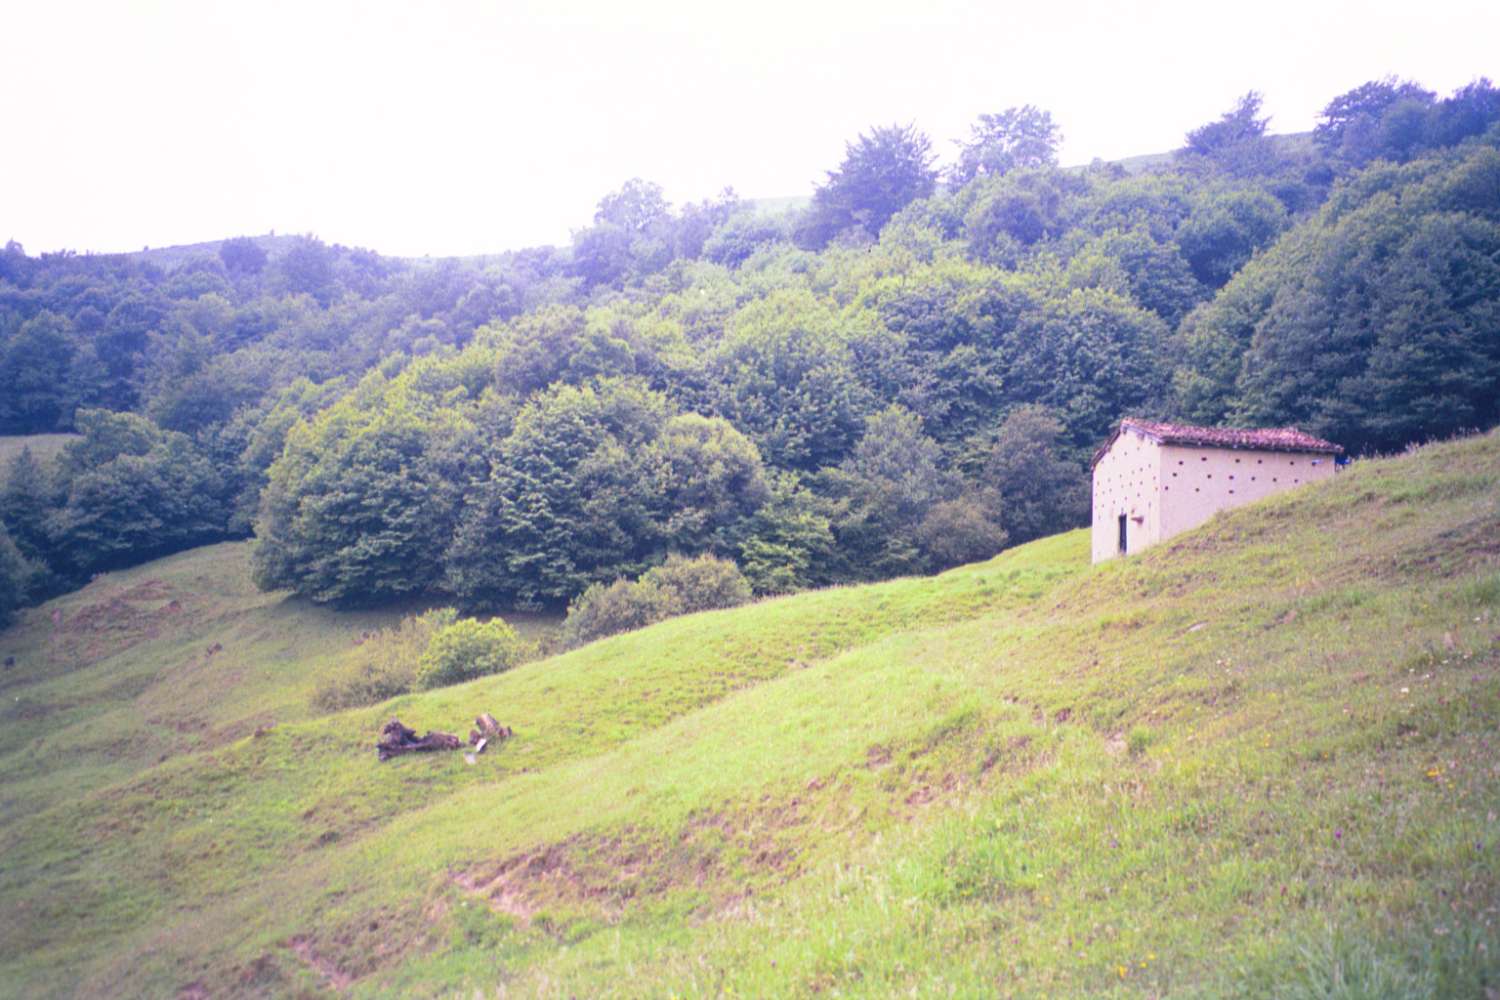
<box><xmin>1082</xmin><ymin>131</ymin><xmax>1316</xmax><ymax>176</ymax></box>
<box><xmin>127</xmin><ymin>233</ymin><xmax>305</xmax><ymax>270</ymax></box>
<box><xmin>1</xmin><ymin>432</ymin><xmax>1497</xmax><ymax>997</ymax></box>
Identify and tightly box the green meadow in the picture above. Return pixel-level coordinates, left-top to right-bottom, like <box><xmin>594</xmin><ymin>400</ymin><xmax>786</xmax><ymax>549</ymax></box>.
<box><xmin>1</xmin><ymin>431</ymin><xmax>1497</xmax><ymax>997</ymax></box>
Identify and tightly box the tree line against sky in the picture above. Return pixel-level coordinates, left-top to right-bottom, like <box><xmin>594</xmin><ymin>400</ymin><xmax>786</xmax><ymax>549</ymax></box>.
<box><xmin>1</xmin><ymin>75</ymin><xmax>1497</xmax><ymax>625</ymax></box>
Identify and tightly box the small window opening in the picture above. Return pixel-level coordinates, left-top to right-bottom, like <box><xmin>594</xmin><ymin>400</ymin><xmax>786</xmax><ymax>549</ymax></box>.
<box><xmin>1117</xmin><ymin>514</ymin><xmax>1127</xmax><ymax>554</ymax></box>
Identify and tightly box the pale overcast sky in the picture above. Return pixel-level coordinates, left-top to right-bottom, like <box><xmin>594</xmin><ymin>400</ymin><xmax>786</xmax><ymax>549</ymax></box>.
<box><xmin>3</xmin><ymin>0</ymin><xmax>1495</xmax><ymax>258</ymax></box>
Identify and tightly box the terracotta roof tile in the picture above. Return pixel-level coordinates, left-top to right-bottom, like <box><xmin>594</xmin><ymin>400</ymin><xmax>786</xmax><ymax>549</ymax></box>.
<box><xmin>1093</xmin><ymin>418</ymin><xmax>1343</xmax><ymax>467</ymax></box>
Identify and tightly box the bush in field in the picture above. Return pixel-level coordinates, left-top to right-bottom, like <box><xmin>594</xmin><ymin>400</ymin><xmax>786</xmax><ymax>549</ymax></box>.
<box><xmin>558</xmin><ymin>578</ymin><xmax>676</xmax><ymax>649</ymax></box>
<box><xmin>560</xmin><ymin>553</ymin><xmax>752</xmax><ymax>648</ymax></box>
<box><xmin>416</xmin><ymin>615</ymin><xmax>529</xmax><ymax>690</ymax></box>
<box><xmin>640</xmin><ymin>552</ymin><xmax>753</xmax><ymax>614</ymax></box>
<box><xmin>916</xmin><ymin>493</ymin><xmax>1009</xmax><ymax>568</ymax></box>
<box><xmin>312</xmin><ymin>608</ymin><xmax>455</xmax><ymax>711</ymax></box>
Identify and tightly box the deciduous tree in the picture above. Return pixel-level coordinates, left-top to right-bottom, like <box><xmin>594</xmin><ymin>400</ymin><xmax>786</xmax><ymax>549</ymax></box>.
<box><xmin>950</xmin><ymin>106</ymin><xmax>1061</xmax><ymax>185</ymax></box>
<box><xmin>799</xmin><ymin>124</ymin><xmax>938</xmax><ymax>248</ymax></box>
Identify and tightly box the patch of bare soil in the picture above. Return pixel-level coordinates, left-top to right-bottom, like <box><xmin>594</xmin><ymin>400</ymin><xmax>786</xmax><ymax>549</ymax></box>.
<box><xmin>451</xmin><ymin>840</ymin><xmax>631</xmax><ymax>924</ymax></box>
<box><xmin>288</xmin><ymin>934</ymin><xmax>355</xmax><ymax>992</ymax></box>
<box><xmin>1387</xmin><ymin>515</ymin><xmax>1500</xmax><ymax>580</ymax></box>
<box><xmin>453</xmin><ymin>764</ymin><xmax>994</xmax><ymax>925</ymax></box>
<box><xmin>52</xmin><ymin>579</ymin><xmax>200</xmax><ymax>665</ymax></box>
<box><xmin>904</xmin><ymin>784</ymin><xmax>936</xmax><ymax>806</ymax></box>
<box><xmin>446</xmin><ymin>718</ymin><xmax>1057</xmax><ymax>932</ymax></box>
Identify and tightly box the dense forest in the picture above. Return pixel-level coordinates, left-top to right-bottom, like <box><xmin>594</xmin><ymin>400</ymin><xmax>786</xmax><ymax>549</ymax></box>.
<box><xmin>2</xmin><ymin>76</ymin><xmax>1499</xmax><ymax>624</ymax></box>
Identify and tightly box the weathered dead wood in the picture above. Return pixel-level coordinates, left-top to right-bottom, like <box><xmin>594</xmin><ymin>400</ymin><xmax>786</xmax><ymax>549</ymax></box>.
<box><xmin>468</xmin><ymin>713</ymin><xmax>513</xmax><ymax>751</ymax></box>
<box><xmin>377</xmin><ymin>718</ymin><xmax>462</xmax><ymax>762</ymax></box>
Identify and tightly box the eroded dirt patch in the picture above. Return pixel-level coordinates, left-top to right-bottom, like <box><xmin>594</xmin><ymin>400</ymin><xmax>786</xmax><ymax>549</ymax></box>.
<box><xmin>51</xmin><ymin>579</ymin><xmax>204</xmax><ymax>666</ymax></box>
<box><xmin>288</xmin><ymin>934</ymin><xmax>355</xmax><ymax>992</ymax></box>
<box><xmin>449</xmin><ymin>723</ymin><xmax>1051</xmax><ymax>927</ymax></box>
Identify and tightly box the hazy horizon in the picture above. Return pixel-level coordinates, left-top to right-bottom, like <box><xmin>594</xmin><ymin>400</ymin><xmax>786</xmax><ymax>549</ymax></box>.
<box><xmin>4</xmin><ymin>0</ymin><xmax>1496</xmax><ymax>258</ymax></box>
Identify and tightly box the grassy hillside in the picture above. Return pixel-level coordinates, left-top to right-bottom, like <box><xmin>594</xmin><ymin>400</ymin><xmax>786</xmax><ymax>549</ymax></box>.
<box><xmin>2</xmin><ymin>432</ymin><xmax>1498</xmax><ymax>997</ymax></box>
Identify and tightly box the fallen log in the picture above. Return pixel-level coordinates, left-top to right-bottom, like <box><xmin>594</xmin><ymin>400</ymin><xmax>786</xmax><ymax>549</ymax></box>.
<box><xmin>468</xmin><ymin>713</ymin><xmax>514</xmax><ymax>750</ymax></box>
<box><xmin>377</xmin><ymin>719</ymin><xmax>462</xmax><ymax>762</ymax></box>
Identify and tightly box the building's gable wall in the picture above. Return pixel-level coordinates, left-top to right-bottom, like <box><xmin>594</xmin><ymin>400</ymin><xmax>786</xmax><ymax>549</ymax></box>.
<box><xmin>1157</xmin><ymin>444</ymin><xmax>1336</xmax><ymax>541</ymax></box>
<box><xmin>1090</xmin><ymin>428</ymin><xmax>1162</xmax><ymax>563</ymax></box>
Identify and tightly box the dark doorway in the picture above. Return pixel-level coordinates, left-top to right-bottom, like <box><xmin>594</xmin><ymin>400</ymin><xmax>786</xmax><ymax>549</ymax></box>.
<box><xmin>1117</xmin><ymin>513</ymin><xmax>1127</xmax><ymax>554</ymax></box>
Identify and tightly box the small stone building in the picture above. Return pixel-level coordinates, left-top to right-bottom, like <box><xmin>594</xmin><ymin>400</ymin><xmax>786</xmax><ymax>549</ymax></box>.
<box><xmin>1091</xmin><ymin>418</ymin><xmax>1342</xmax><ymax>563</ymax></box>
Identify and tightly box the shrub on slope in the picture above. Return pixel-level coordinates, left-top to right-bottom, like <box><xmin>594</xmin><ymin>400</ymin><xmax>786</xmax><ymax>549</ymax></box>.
<box><xmin>313</xmin><ymin>608</ymin><xmax>454</xmax><ymax>711</ymax></box>
<box><xmin>416</xmin><ymin>615</ymin><xmax>530</xmax><ymax>689</ymax></box>
<box><xmin>560</xmin><ymin>552</ymin><xmax>753</xmax><ymax>648</ymax></box>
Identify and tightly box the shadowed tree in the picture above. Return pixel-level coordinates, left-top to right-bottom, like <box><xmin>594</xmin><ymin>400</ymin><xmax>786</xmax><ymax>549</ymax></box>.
<box><xmin>275</xmin><ymin>235</ymin><xmax>338</xmax><ymax>305</ymax></box>
<box><xmin>799</xmin><ymin>124</ymin><xmax>938</xmax><ymax>248</ymax></box>
<box><xmin>1178</xmin><ymin>145</ymin><xmax>1500</xmax><ymax>453</ymax></box>
<box><xmin>1314</xmin><ymin>77</ymin><xmax>1437</xmax><ymax>168</ymax></box>
<box><xmin>50</xmin><ymin>410</ymin><xmax>233</xmax><ymax>576</ymax></box>
<box><xmin>1177</xmin><ymin>188</ymin><xmax>1287</xmax><ymax>288</ymax></box>
<box><xmin>0</xmin><ymin>311</ymin><xmax>79</xmax><ymax>432</ymax></box>
<box><xmin>963</xmin><ymin>168</ymin><xmax>1083</xmax><ymax>265</ymax></box>
<box><xmin>826</xmin><ymin>405</ymin><xmax>953</xmax><ymax>578</ymax></box>
<box><xmin>444</xmin><ymin>379</ymin><xmax>675</xmax><ymax>608</ymax></box>
<box><xmin>1432</xmin><ymin>77</ymin><xmax>1500</xmax><ymax>146</ymax></box>
<box><xmin>219</xmin><ymin>237</ymin><xmax>268</xmax><ymax>278</ymax></box>
<box><xmin>980</xmin><ymin>405</ymin><xmax>1088</xmax><ymax>544</ymax></box>
<box><xmin>253</xmin><ymin>396</ymin><xmax>467</xmax><ymax>605</ymax></box>
<box><xmin>0</xmin><ymin>525</ymin><xmax>38</xmax><ymax>627</ymax></box>
<box><xmin>1182</xmin><ymin>92</ymin><xmax>1270</xmax><ymax>158</ymax></box>
<box><xmin>571</xmin><ymin>179</ymin><xmax>676</xmax><ymax>288</ymax></box>
<box><xmin>0</xmin><ymin>447</ymin><xmax>58</xmax><ymax>567</ymax></box>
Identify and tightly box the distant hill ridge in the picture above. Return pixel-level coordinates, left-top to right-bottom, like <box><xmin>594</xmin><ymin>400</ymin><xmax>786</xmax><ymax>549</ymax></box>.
<box><xmin>104</xmin><ymin>132</ymin><xmax>1315</xmax><ymax>265</ymax></box>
